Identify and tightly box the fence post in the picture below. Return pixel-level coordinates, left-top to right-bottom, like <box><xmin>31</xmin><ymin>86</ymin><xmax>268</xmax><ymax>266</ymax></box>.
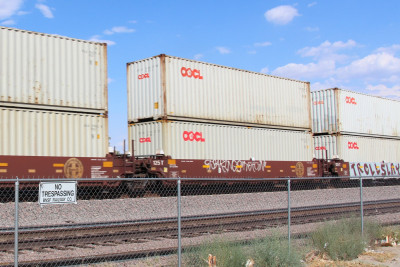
<box><xmin>177</xmin><ymin>178</ymin><xmax>182</xmax><ymax>267</ymax></box>
<box><xmin>287</xmin><ymin>178</ymin><xmax>291</xmax><ymax>254</ymax></box>
<box><xmin>360</xmin><ymin>177</ymin><xmax>364</xmax><ymax>236</ymax></box>
<box><xmin>14</xmin><ymin>177</ymin><xmax>19</xmax><ymax>267</ymax></box>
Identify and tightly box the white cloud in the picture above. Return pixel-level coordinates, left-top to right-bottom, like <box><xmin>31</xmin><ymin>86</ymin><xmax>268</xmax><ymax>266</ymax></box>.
<box><xmin>272</xmin><ymin>60</ymin><xmax>336</xmax><ymax>80</ymax></box>
<box><xmin>367</xmin><ymin>84</ymin><xmax>400</xmax><ymax>99</ymax></box>
<box><xmin>216</xmin><ymin>46</ymin><xmax>231</xmax><ymax>54</ymax></box>
<box><xmin>270</xmin><ymin>41</ymin><xmax>400</xmax><ymax>95</ymax></box>
<box><xmin>376</xmin><ymin>44</ymin><xmax>400</xmax><ymax>55</ymax></box>
<box><xmin>308</xmin><ymin>2</ymin><xmax>317</xmax><ymax>7</ymax></box>
<box><xmin>128</xmin><ymin>20</ymin><xmax>137</xmax><ymax>24</ymax></box>
<box><xmin>17</xmin><ymin>10</ymin><xmax>29</xmax><ymax>16</ymax></box>
<box><xmin>104</xmin><ymin>26</ymin><xmax>135</xmax><ymax>35</ymax></box>
<box><xmin>337</xmin><ymin>52</ymin><xmax>400</xmax><ymax>81</ymax></box>
<box><xmin>89</xmin><ymin>35</ymin><xmax>116</xmax><ymax>46</ymax></box>
<box><xmin>108</xmin><ymin>78</ymin><xmax>115</xmax><ymax>84</ymax></box>
<box><xmin>1</xmin><ymin>19</ymin><xmax>15</xmax><ymax>25</ymax></box>
<box><xmin>193</xmin><ymin>54</ymin><xmax>204</xmax><ymax>60</ymax></box>
<box><xmin>35</xmin><ymin>4</ymin><xmax>54</xmax><ymax>18</ymax></box>
<box><xmin>298</xmin><ymin>40</ymin><xmax>357</xmax><ymax>59</ymax></box>
<box><xmin>264</xmin><ymin>5</ymin><xmax>299</xmax><ymax>25</ymax></box>
<box><xmin>260</xmin><ymin>67</ymin><xmax>269</xmax><ymax>74</ymax></box>
<box><xmin>0</xmin><ymin>0</ymin><xmax>24</xmax><ymax>20</ymax></box>
<box><xmin>311</xmin><ymin>78</ymin><xmax>341</xmax><ymax>91</ymax></box>
<box><xmin>305</xmin><ymin>26</ymin><xmax>319</xmax><ymax>32</ymax></box>
<box><xmin>254</xmin><ymin>41</ymin><xmax>272</xmax><ymax>47</ymax></box>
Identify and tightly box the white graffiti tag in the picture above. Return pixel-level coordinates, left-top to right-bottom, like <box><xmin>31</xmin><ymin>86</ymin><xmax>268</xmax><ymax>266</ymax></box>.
<box><xmin>350</xmin><ymin>162</ymin><xmax>400</xmax><ymax>177</ymax></box>
<box><xmin>204</xmin><ymin>159</ymin><xmax>267</xmax><ymax>173</ymax></box>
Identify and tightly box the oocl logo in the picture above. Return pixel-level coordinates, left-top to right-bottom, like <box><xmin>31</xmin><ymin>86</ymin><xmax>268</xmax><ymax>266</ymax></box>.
<box><xmin>138</xmin><ymin>73</ymin><xmax>150</xmax><ymax>80</ymax></box>
<box><xmin>139</xmin><ymin>137</ymin><xmax>151</xmax><ymax>143</ymax></box>
<box><xmin>183</xmin><ymin>131</ymin><xmax>205</xmax><ymax>142</ymax></box>
<box><xmin>345</xmin><ymin>96</ymin><xmax>357</xmax><ymax>105</ymax></box>
<box><xmin>315</xmin><ymin>146</ymin><xmax>326</xmax><ymax>150</ymax></box>
<box><xmin>181</xmin><ymin>67</ymin><xmax>203</xmax><ymax>79</ymax></box>
<box><xmin>348</xmin><ymin>142</ymin><xmax>359</xmax><ymax>150</ymax></box>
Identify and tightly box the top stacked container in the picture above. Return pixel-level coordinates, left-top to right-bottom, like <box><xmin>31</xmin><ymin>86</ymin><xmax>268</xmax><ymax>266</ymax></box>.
<box><xmin>127</xmin><ymin>54</ymin><xmax>311</xmax><ymax>130</ymax></box>
<box><xmin>0</xmin><ymin>26</ymin><xmax>108</xmax><ymax>113</ymax></box>
<box><xmin>312</xmin><ymin>88</ymin><xmax>400</xmax><ymax>138</ymax></box>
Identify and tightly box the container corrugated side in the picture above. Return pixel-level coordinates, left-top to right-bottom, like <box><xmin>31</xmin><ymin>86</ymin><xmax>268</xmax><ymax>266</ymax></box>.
<box><xmin>313</xmin><ymin>134</ymin><xmax>400</xmax><ymax>162</ymax></box>
<box><xmin>129</xmin><ymin>121</ymin><xmax>313</xmax><ymax>161</ymax></box>
<box><xmin>312</xmin><ymin>88</ymin><xmax>400</xmax><ymax>137</ymax></box>
<box><xmin>0</xmin><ymin>27</ymin><xmax>107</xmax><ymax>112</ymax></box>
<box><xmin>127</xmin><ymin>55</ymin><xmax>311</xmax><ymax>130</ymax></box>
<box><xmin>0</xmin><ymin>107</ymin><xmax>108</xmax><ymax>157</ymax></box>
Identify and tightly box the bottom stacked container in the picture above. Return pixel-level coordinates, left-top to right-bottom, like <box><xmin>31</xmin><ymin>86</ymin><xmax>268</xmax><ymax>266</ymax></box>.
<box><xmin>0</xmin><ymin>107</ymin><xmax>108</xmax><ymax>157</ymax></box>
<box><xmin>313</xmin><ymin>134</ymin><xmax>400</xmax><ymax>177</ymax></box>
<box><xmin>313</xmin><ymin>134</ymin><xmax>400</xmax><ymax>162</ymax></box>
<box><xmin>129</xmin><ymin>120</ymin><xmax>313</xmax><ymax>161</ymax></box>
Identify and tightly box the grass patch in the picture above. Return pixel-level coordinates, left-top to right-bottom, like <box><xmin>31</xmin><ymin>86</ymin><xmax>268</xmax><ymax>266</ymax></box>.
<box><xmin>183</xmin><ymin>238</ymin><xmax>247</xmax><ymax>267</ymax></box>
<box><xmin>183</xmin><ymin>234</ymin><xmax>302</xmax><ymax>267</ymax></box>
<box><xmin>250</xmin><ymin>234</ymin><xmax>303</xmax><ymax>267</ymax></box>
<box><xmin>311</xmin><ymin>217</ymin><xmax>382</xmax><ymax>261</ymax></box>
<box><xmin>182</xmin><ymin>219</ymin><xmax>391</xmax><ymax>266</ymax></box>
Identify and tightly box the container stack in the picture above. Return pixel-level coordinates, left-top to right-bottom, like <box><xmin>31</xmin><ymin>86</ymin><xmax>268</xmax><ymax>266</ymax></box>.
<box><xmin>0</xmin><ymin>27</ymin><xmax>109</xmax><ymax>157</ymax></box>
<box><xmin>311</xmin><ymin>88</ymin><xmax>400</xmax><ymax>163</ymax></box>
<box><xmin>127</xmin><ymin>54</ymin><xmax>313</xmax><ymax>161</ymax></box>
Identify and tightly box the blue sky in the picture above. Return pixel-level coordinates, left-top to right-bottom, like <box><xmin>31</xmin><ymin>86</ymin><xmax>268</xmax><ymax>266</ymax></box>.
<box><xmin>1</xmin><ymin>0</ymin><xmax>400</xmax><ymax>151</ymax></box>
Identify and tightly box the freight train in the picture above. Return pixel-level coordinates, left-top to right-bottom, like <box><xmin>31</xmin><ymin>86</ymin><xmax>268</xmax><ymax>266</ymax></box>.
<box><xmin>0</xmin><ymin>27</ymin><xmax>399</xmax><ymax>195</ymax></box>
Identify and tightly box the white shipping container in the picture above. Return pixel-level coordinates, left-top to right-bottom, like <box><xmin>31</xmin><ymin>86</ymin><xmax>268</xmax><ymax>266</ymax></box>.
<box><xmin>129</xmin><ymin>121</ymin><xmax>313</xmax><ymax>161</ymax></box>
<box><xmin>312</xmin><ymin>88</ymin><xmax>400</xmax><ymax>137</ymax></box>
<box><xmin>0</xmin><ymin>27</ymin><xmax>107</xmax><ymax>112</ymax></box>
<box><xmin>313</xmin><ymin>134</ymin><xmax>400</xmax><ymax>162</ymax></box>
<box><xmin>127</xmin><ymin>55</ymin><xmax>311</xmax><ymax>130</ymax></box>
<box><xmin>0</xmin><ymin>107</ymin><xmax>108</xmax><ymax>157</ymax></box>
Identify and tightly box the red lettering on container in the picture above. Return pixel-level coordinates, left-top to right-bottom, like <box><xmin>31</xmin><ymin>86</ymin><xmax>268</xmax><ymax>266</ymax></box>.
<box><xmin>183</xmin><ymin>131</ymin><xmax>205</xmax><ymax>142</ymax></box>
<box><xmin>313</xmin><ymin>101</ymin><xmax>324</xmax><ymax>105</ymax></box>
<box><xmin>139</xmin><ymin>137</ymin><xmax>151</xmax><ymax>143</ymax></box>
<box><xmin>315</xmin><ymin>146</ymin><xmax>326</xmax><ymax>150</ymax></box>
<box><xmin>348</xmin><ymin>142</ymin><xmax>359</xmax><ymax>149</ymax></box>
<box><xmin>345</xmin><ymin>96</ymin><xmax>357</xmax><ymax>105</ymax></box>
<box><xmin>138</xmin><ymin>73</ymin><xmax>150</xmax><ymax>80</ymax></box>
<box><xmin>181</xmin><ymin>67</ymin><xmax>203</xmax><ymax>79</ymax></box>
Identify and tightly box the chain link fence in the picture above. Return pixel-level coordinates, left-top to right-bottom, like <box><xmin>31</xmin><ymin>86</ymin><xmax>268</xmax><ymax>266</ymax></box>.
<box><xmin>0</xmin><ymin>176</ymin><xmax>399</xmax><ymax>266</ymax></box>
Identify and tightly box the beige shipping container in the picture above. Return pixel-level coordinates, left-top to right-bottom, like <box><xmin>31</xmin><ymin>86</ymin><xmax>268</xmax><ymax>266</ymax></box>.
<box><xmin>0</xmin><ymin>27</ymin><xmax>107</xmax><ymax>112</ymax></box>
<box><xmin>127</xmin><ymin>54</ymin><xmax>311</xmax><ymax>130</ymax></box>
<box><xmin>0</xmin><ymin>107</ymin><xmax>108</xmax><ymax>157</ymax></box>
<box><xmin>312</xmin><ymin>88</ymin><xmax>400</xmax><ymax>138</ymax></box>
<box><xmin>129</xmin><ymin>120</ymin><xmax>313</xmax><ymax>161</ymax></box>
<box><xmin>313</xmin><ymin>134</ymin><xmax>400</xmax><ymax>162</ymax></box>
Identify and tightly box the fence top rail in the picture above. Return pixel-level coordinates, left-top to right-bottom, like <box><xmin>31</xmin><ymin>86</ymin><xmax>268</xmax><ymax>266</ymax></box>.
<box><xmin>0</xmin><ymin>175</ymin><xmax>399</xmax><ymax>183</ymax></box>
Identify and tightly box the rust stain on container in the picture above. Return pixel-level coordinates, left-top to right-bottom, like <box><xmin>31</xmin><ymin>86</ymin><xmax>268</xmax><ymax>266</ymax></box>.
<box><xmin>33</xmin><ymin>81</ymin><xmax>41</xmax><ymax>104</ymax></box>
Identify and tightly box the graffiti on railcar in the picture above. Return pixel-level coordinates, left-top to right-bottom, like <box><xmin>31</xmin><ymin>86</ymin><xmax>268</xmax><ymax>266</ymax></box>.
<box><xmin>350</xmin><ymin>162</ymin><xmax>400</xmax><ymax>177</ymax></box>
<box><xmin>204</xmin><ymin>159</ymin><xmax>267</xmax><ymax>173</ymax></box>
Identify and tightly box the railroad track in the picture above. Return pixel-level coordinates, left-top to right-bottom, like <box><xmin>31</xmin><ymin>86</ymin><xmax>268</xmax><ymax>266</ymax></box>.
<box><xmin>1</xmin><ymin>199</ymin><xmax>399</xmax><ymax>266</ymax></box>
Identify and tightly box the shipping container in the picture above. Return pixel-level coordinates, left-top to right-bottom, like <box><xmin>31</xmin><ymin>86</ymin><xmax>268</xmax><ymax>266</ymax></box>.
<box><xmin>127</xmin><ymin>54</ymin><xmax>311</xmax><ymax>130</ymax></box>
<box><xmin>312</xmin><ymin>88</ymin><xmax>400</xmax><ymax>138</ymax></box>
<box><xmin>129</xmin><ymin>120</ymin><xmax>313</xmax><ymax>161</ymax></box>
<box><xmin>313</xmin><ymin>134</ymin><xmax>400</xmax><ymax>162</ymax></box>
<box><xmin>0</xmin><ymin>107</ymin><xmax>108</xmax><ymax>157</ymax></box>
<box><xmin>0</xmin><ymin>27</ymin><xmax>107</xmax><ymax>112</ymax></box>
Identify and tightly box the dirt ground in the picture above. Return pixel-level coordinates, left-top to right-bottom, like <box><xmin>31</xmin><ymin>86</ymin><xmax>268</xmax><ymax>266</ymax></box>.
<box><xmin>306</xmin><ymin>244</ymin><xmax>400</xmax><ymax>267</ymax></box>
